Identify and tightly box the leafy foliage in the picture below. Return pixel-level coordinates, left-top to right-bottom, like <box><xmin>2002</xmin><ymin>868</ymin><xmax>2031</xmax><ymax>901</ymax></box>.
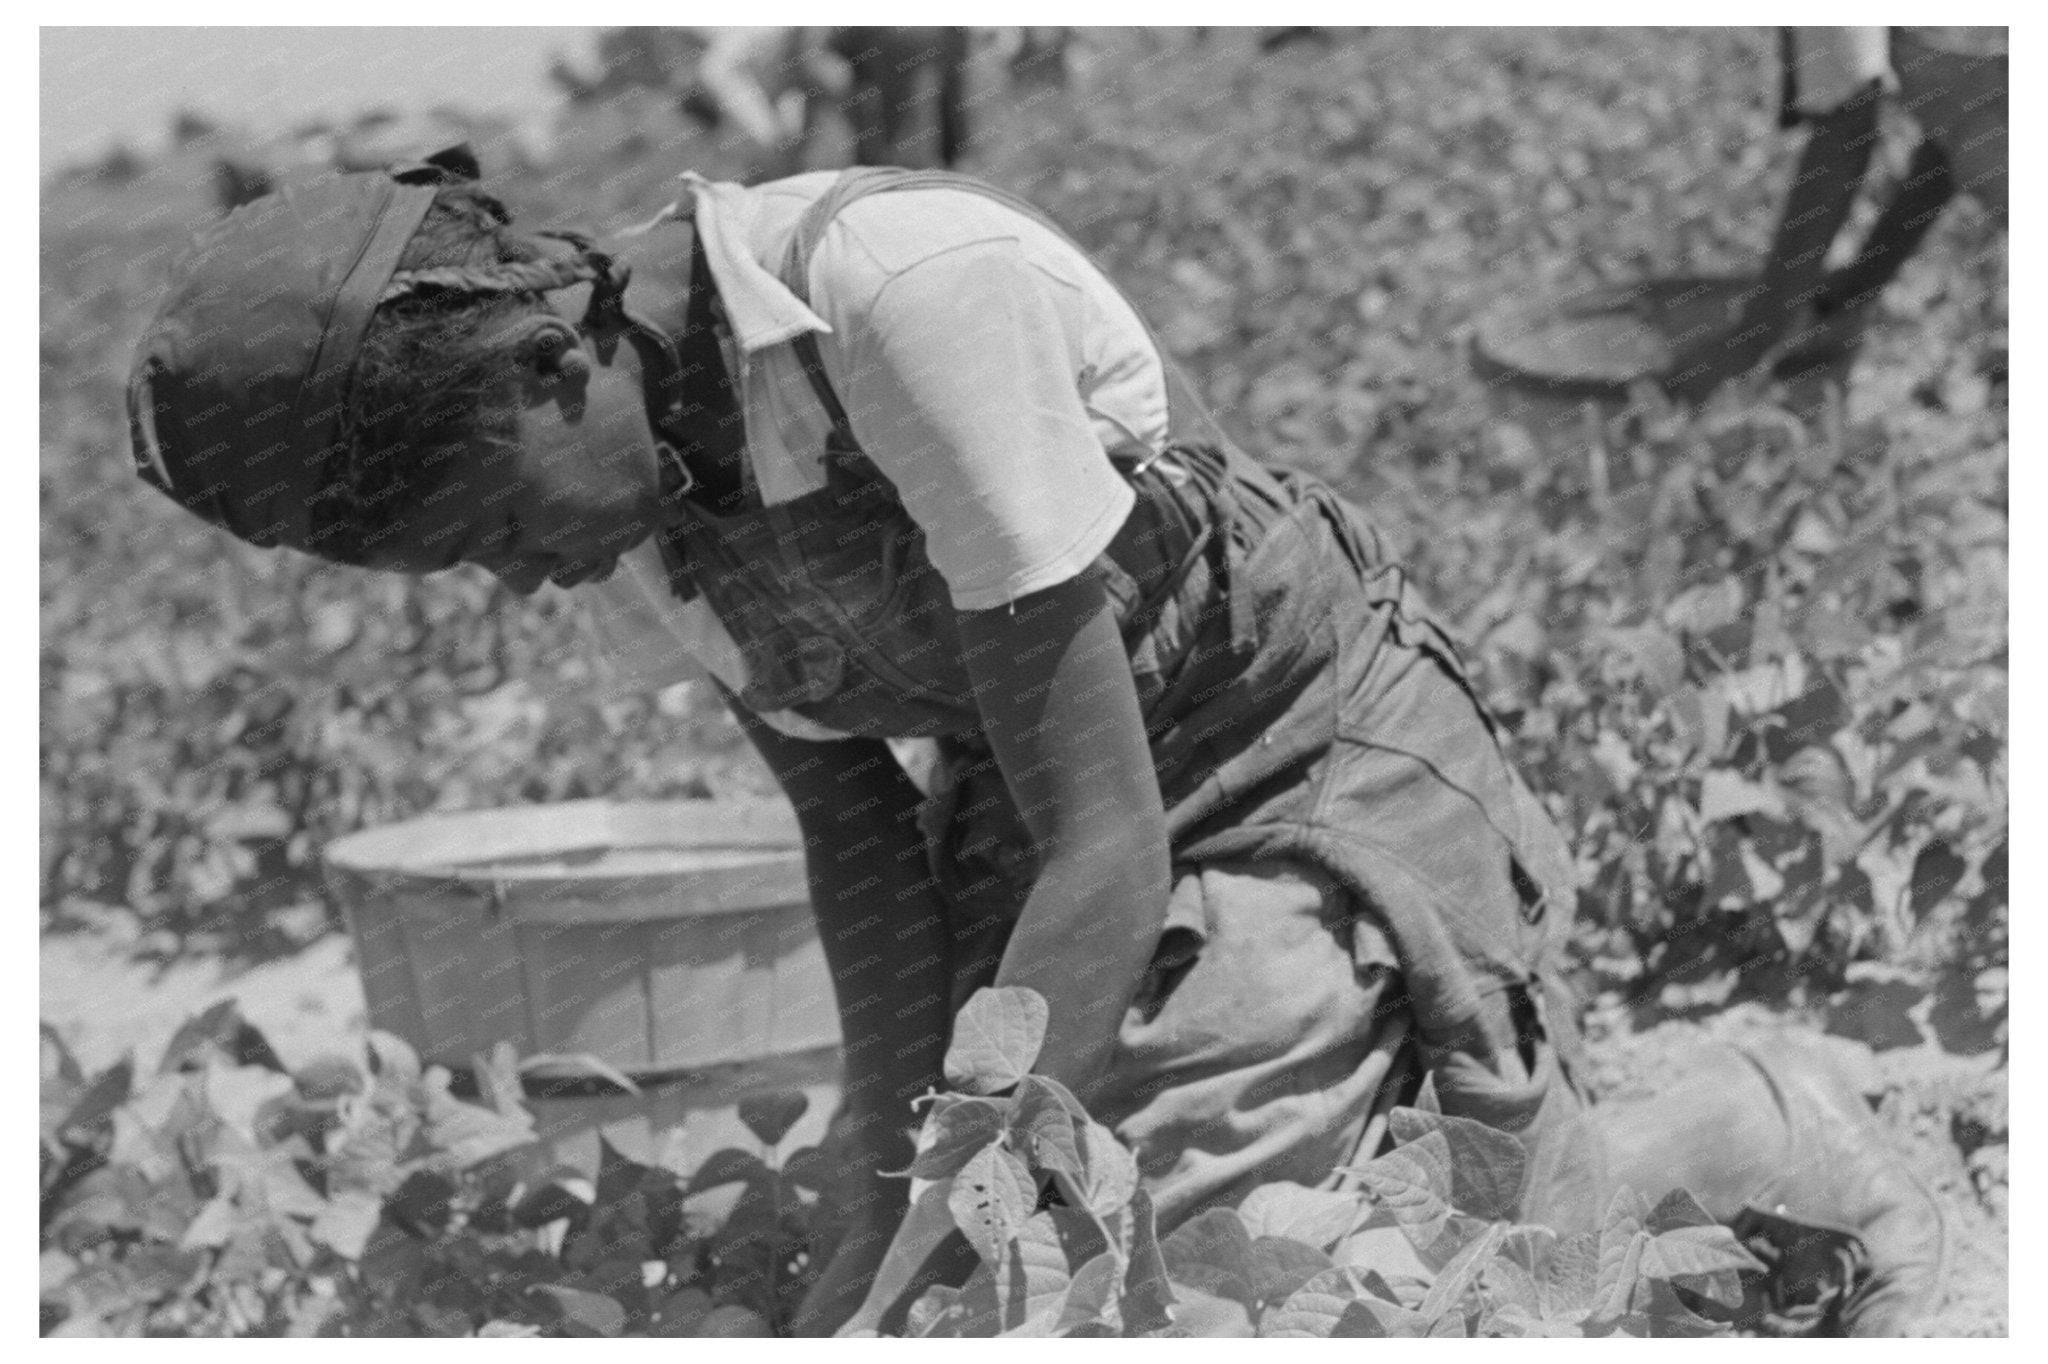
<box><xmin>1483</xmin><ymin>400</ymin><xmax>2007</xmax><ymax>998</ymax></box>
<box><xmin>40</xmin><ymin>1005</ymin><xmax>818</xmax><ymax>1338</ymax></box>
<box><xmin>40</xmin><ymin>989</ymin><xmax>1779</xmax><ymax>1337</ymax></box>
<box><xmin>978</xmin><ymin>29</ymin><xmax>2006</xmax><ymax>1004</ymax></box>
<box><xmin>881</xmin><ymin>988</ymin><xmax>1764</xmax><ymax>1338</ymax></box>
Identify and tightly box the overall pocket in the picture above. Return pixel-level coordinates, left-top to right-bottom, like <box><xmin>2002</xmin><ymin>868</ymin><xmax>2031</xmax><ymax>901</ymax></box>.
<box><xmin>763</xmin><ymin>479</ymin><xmax>926</xmax><ymax>633</ymax></box>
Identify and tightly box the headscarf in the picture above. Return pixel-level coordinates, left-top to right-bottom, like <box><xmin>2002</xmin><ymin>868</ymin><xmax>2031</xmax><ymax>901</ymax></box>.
<box><xmin>126</xmin><ymin>146</ymin><xmax>676</xmax><ymax>559</ymax></box>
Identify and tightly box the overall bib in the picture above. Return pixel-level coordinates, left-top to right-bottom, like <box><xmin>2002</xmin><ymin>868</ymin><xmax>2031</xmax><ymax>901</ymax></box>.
<box><xmin>656</xmin><ymin>168</ymin><xmax>1588</xmax><ymax>1228</ymax></box>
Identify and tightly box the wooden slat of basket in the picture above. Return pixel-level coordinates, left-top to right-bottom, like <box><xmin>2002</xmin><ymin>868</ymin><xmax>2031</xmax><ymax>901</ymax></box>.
<box><xmin>642</xmin><ymin>906</ymin><xmax>820</xmax><ymax>1070</ymax></box>
<box><xmin>400</xmin><ymin>878</ymin><xmax>535</xmax><ymax>1062</ymax></box>
<box><xmin>520</xmin><ymin>919</ymin><xmax>654</xmax><ymax>1069</ymax></box>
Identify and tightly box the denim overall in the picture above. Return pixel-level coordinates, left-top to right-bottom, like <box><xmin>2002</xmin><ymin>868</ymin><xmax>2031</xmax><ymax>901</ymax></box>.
<box><xmin>657</xmin><ymin>168</ymin><xmax>1588</xmax><ymax>1226</ymax></box>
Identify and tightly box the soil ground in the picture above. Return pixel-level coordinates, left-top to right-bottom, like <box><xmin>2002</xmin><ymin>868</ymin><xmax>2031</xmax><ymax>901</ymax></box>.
<box><xmin>40</xmin><ymin>919</ymin><xmax>2007</xmax><ymax>1336</ymax></box>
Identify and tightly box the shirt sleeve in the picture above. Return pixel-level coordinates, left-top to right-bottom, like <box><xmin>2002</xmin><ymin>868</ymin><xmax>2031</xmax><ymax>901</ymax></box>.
<box><xmin>833</xmin><ymin>235</ymin><xmax>1137</xmax><ymax>613</ymax></box>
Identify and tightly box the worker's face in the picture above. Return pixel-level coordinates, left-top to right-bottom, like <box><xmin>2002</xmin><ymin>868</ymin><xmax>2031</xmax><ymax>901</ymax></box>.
<box><xmin>357</xmin><ymin>313</ymin><xmax>667</xmax><ymax>596</ymax></box>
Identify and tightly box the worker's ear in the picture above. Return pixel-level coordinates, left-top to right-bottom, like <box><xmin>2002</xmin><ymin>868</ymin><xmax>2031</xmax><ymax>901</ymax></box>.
<box><xmin>514</xmin><ymin>316</ymin><xmax>591</xmax><ymax>389</ymax></box>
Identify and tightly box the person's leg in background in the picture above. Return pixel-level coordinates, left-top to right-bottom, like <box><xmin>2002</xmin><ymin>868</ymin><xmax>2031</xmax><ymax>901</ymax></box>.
<box><xmin>1775</xmin><ymin>136</ymin><xmax>1956</xmax><ymax>375</ymax></box>
<box><xmin>1665</xmin><ymin>79</ymin><xmax>1884</xmax><ymax>398</ymax></box>
<box><xmin>1892</xmin><ymin>28</ymin><xmax>2008</xmax><ymax>223</ymax></box>
<box><xmin>935</xmin><ymin>28</ymin><xmax>973</xmax><ymax>168</ymax></box>
<box><xmin>1736</xmin><ymin>29</ymin><xmax>2005</xmax><ymax>384</ymax></box>
<box><xmin>829</xmin><ymin>29</ymin><xmax>895</xmax><ymax>167</ymax></box>
<box><xmin>833</xmin><ymin>28</ymin><xmax>972</xmax><ymax>169</ymax></box>
<box><xmin>1003</xmin><ymin>26</ymin><xmax>1071</xmax><ymax>93</ymax></box>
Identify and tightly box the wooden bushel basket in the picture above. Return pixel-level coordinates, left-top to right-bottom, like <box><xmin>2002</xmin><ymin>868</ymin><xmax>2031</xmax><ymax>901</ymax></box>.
<box><xmin>323</xmin><ymin>799</ymin><xmax>841</xmax><ymax>1077</ymax></box>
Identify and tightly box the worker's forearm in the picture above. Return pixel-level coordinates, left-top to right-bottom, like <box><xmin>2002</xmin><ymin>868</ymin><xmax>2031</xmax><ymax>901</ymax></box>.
<box><xmin>956</xmin><ymin>572</ymin><xmax>1174</xmax><ymax>1104</ymax></box>
<box><xmin>794</xmin><ymin>774</ymin><xmax>953</xmax><ymax>1164</ymax></box>
<box><xmin>993</xmin><ymin>819</ymin><xmax>1171</xmax><ymax>1105</ymax></box>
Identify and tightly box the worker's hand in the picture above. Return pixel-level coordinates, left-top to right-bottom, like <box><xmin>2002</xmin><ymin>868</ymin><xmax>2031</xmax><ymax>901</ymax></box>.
<box><xmin>827</xmin><ymin>1179</ymin><xmax>967</xmax><ymax>1337</ymax></box>
<box><xmin>791</xmin><ymin>1115</ymin><xmax>919</xmax><ymax>1337</ymax></box>
<box><xmin>802</xmin><ymin>1107</ymin><xmax>986</xmax><ymax>1338</ymax></box>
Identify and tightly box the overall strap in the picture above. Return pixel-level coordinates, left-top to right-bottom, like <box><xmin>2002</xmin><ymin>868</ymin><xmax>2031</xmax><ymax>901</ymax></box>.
<box><xmin>779</xmin><ymin>169</ymin><xmax>928</xmax><ymax>459</ymax></box>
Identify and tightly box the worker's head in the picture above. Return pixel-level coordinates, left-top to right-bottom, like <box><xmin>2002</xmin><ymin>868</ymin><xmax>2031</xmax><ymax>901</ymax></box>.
<box><xmin>127</xmin><ymin>149</ymin><xmax>681</xmax><ymax>594</ymax></box>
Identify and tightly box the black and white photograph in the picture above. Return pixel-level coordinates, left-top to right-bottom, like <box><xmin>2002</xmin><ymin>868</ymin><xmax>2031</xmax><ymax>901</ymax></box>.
<box><xmin>36</xmin><ymin>15</ymin><xmax>2014</xmax><ymax>1340</ymax></box>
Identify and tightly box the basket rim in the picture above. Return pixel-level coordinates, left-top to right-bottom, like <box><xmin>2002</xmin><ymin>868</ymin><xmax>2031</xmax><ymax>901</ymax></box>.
<box><xmin>1472</xmin><ymin>272</ymin><xmax>1757</xmax><ymax>399</ymax></box>
<box><xmin>321</xmin><ymin>797</ymin><xmax>804</xmax><ymax>883</ymax></box>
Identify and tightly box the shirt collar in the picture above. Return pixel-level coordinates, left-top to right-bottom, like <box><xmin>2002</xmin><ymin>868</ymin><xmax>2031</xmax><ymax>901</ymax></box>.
<box><xmin>670</xmin><ymin>172</ymin><xmax>831</xmax><ymax>354</ymax></box>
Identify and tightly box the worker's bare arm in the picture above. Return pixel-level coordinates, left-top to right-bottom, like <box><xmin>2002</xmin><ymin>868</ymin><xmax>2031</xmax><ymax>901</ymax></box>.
<box><xmin>714</xmin><ymin>683</ymin><xmax>953</xmax><ymax>1166</ymax></box>
<box><xmin>956</xmin><ymin>568</ymin><xmax>1172</xmax><ymax>1105</ymax></box>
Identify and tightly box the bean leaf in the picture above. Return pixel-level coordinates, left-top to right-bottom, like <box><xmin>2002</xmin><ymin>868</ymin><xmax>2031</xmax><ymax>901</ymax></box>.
<box><xmin>308</xmin><ymin>1191</ymin><xmax>381</xmax><ymax>1261</ymax></box>
<box><xmin>422</xmin><ymin>1088</ymin><xmax>535</xmax><ymax>1170</ymax></box>
<box><xmin>52</xmin><ymin>1058</ymin><xmax>132</xmax><ymax>1148</ymax></box>
<box><xmin>997</xmin><ymin>1212</ymin><xmax>1083</xmax><ymax>1336</ymax></box>
<box><xmin>948</xmin><ymin>1142</ymin><xmax>1034</xmax><ymax>1269</ymax></box>
<box><xmin>944</xmin><ymin>988</ymin><xmax>1049</xmax><ymax>1095</ymax></box>
<box><xmin>1238</xmin><ymin>1180</ymin><xmax>1366</xmax><ymax>1248</ymax></box>
<box><xmin>1073</xmin><ymin>1120</ymin><xmax>1139</xmax><ymax>1220</ymax></box>
<box><xmin>1909</xmin><ymin>840</ymin><xmax>1969</xmax><ymax>922</ymax></box>
<box><xmin>1418</xmin><ymin>1218</ymin><xmax>1505</xmax><ymax>1323</ymax></box>
<box><xmin>1388</xmin><ymin>1107</ymin><xmax>1528</xmax><ymax>1221</ymax></box>
<box><xmin>1161</xmin><ymin>1207</ymin><xmax>1256</xmax><ymax>1308</ymax></box>
<box><xmin>1259</xmin><ymin>1266</ymin><xmax>1374</xmax><ymax>1338</ymax></box>
<box><xmin>1009</xmin><ymin>1077</ymin><xmax>1084</xmax><ymax>1180</ymax></box>
<box><xmin>530</xmin><ymin>1283</ymin><xmax>625</xmax><ymax>1337</ymax></box>
<box><xmin>1698</xmin><ymin>769</ymin><xmax>1787</xmax><ymax>824</ymax></box>
<box><xmin>1641</xmin><ymin>1223</ymin><xmax>1765</xmax><ymax>1309</ymax></box>
<box><xmin>907</xmin><ymin>1097</ymin><xmax>1008</xmax><ymax>1180</ymax></box>
<box><xmin>1593</xmin><ymin>1188</ymin><xmax>1652</xmax><ymax>1320</ymax></box>
<box><xmin>521</xmin><ymin>1052</ymin><xmax>642</xmax><ymax>1096</ymax></box>
<box><xmin>1543</xmin><ymin>1231</ymin><xmax>1603</xmax><ymax>1318</ymax></box>
<box><xmin>684</xmin><ymin>1147</ymin><xmax>771</xmax><ymax>1197</ymax></box>
<box><xmin>1337</xmin><ymin>1297</ymin><xmax>1432</xmax><ymax>1336</ymax></box>
<box><xmin>1350</xmin><ymin>1129</ymin><xmax>1454</xmax><ymax>1245</ymax></box>
<box><xmin>1250</xmin><ymin>1235</ymin><xmax>1333</xmax><ymax>1307</ymax></box>
<box><xmin>1409</xmin><ymin>1071</ymin><xmax>1443</xmax><ymax>1116</ymax></box>
<box><xmin>736</xmin><ymin>1090</ymin><xmax>808</xmax><ymax>1147</ymax></box>
<box><xmin>907</xmin><ymin>1285</ymin><xmax>966</xmax><ymax>1338</ymax></box>
<box><xmin>158</xmin><ymin>1001</ymin><xmax>286</xmax><ymax>1076</ymax></box>
<box><xmin>1121</xmin><ymin>1185</ymin><xmax>1180</xmax><ymax>1335</ymax></box>
<box><xmin>1055</xmin><ymin>1251</ymin><xmax>1125</xmax><ymax>1336</ymax></box>
<box><xmin>365</xmin><ymin>1031</ymin><xmax>420</xmax><ymax>1086</ymax></box>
